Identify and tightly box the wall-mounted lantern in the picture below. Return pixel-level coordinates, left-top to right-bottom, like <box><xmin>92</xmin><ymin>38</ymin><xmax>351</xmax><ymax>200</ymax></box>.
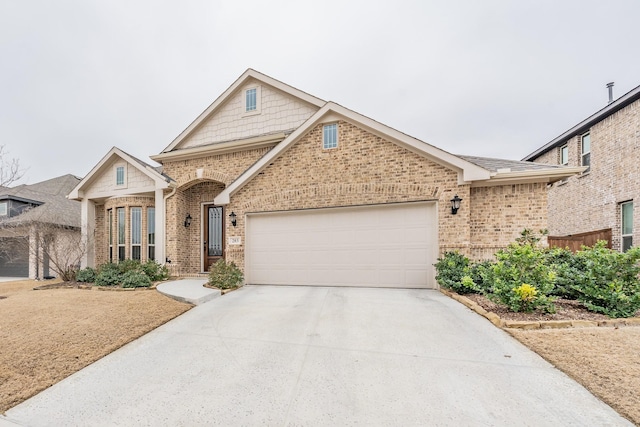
<box><xmin>229</xmin><ymin>211</ymin><xmax>237</xmax><ymax>227</ymax></box>
<box><xmin>450</xmin><ymin>195</ymin><xmax>462</xmax><ymax>215</ymax></box>
<box><xmin>184</xmin><ymin>213</ymin><xmax>192</xmax><ymax>228</ymax></box>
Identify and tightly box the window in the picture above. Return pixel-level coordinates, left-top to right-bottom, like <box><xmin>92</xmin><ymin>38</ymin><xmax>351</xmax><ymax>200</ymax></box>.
<box><xmin>560</xmin><ymin>144</ymin><xmax>568</xmax><ymax>166</ymax></box>
<box><xmin>116</xmin><ymin>165</ymin><xmax>126</xmax><ymax>186</ymax></box>
<box><xmin>581</xmin><ymin>133</ymin><xmax>591</xmax><ymax>172</ymax></box>
<box><xmin>108</xmin><ymin>209</ymin><xmax>113</xmax><ymax>262</ymax></box>
<box><xmin>0</xmin><ymin>202</ymin><xmax>7</xmax><ymax>216</ymax></box>
<box><xmin>117</xmin><ymin>207</ymin><xmax>125</xmax><ymax>261</ymax></box>
<box><xmin>245</xmin><ymin>88</ymin><xmax>257</xmax><ymax>112</ymax></box>
<box><xmin>131</xmin><ymin>207</ymin><xmax>142</xmax><ymax>261</ymax></box>
<box><xmin>622</xmin><ymin>201</ymin><xmax>633</xmax><ymax>252</ymax></box>
<box><xmin>323</xmin><ymin>123</ymin><xmax>338</xmax><ymax>149</ymax></box>
<box><xmin>147</xmin><ymin>208</ymin><xmax>155</xmax><ymax>261</ymax></box>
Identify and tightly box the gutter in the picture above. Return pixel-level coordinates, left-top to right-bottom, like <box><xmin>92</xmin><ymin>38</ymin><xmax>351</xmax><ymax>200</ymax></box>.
<box><xmin>470</xmin><ymin>166</ymin><xmax>587</xmax><ymax>187</ymax></box>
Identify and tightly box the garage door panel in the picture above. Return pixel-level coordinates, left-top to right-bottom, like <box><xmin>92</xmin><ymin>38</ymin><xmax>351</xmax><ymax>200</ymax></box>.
<box><xmin>246</xmin><ymin>202</ymin><xmax>437</xmax><ymax>288</ymax></box>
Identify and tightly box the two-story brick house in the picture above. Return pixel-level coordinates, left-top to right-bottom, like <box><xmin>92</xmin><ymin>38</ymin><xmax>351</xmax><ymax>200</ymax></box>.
<box><xmin>523</xmin><ymin>83</ymin><xmax>640</xmax><ymax>252</ymax></box>
<box><xmin>70</xmin><ymin>69</ymin><xmax>582</xmax><ymax>288</ymax></box>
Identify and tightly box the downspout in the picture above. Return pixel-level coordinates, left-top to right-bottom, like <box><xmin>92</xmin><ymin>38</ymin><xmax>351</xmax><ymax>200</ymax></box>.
<box><xmin>163</xmin><ymin>185</ymin><xmax>177</xmax><ymax>264</ymax></box>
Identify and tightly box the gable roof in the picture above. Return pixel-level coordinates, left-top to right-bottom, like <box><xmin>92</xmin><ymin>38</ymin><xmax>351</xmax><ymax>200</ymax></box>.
<box><xmin>523</xmin><ymin>83</ymin><xmax>640</xmax><ymax>161</ymax></box>
<box><xmin>0</xmin><ymin>174</ymin><xmax>82</xmax><ymax>228</ymax></box>
<box><xmin>68</xmin><ymin>147</ymin><xmax>173</xmax><ymax>200</ymax></box>
<box><xmin>159</xmin><ymin>69</ymin><xmax>326</xmax><ymax>154</ymax></box>
<box><xmin>214</xmin><ymin>102</ymin><xmax>579</xmax><ymax>205</ymax></box>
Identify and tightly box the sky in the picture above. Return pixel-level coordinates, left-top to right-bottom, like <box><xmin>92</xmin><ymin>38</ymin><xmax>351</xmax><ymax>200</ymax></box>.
<box><xmin>1</xmin><ymin>0</ymin><xmax>639</xmax><ymax>185</ymax></box>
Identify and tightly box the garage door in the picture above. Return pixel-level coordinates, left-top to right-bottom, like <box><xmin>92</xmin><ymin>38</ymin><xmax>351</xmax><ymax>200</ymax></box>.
<box><xmin>245</xmin><ymin>202</ymin><xmax>437</xmax><ymax>288</ymax></box>
<box><xmin>0</xmin><ymin>237</ymin><xmax>29</xmax><ymax>277</ymax></box>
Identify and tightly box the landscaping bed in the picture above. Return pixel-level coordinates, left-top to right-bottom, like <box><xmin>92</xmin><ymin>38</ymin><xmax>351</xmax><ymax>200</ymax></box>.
<box><xmin>0</xmin><ymin>279</ymin><xmax>191</xmax><ymax>413</ymax></box>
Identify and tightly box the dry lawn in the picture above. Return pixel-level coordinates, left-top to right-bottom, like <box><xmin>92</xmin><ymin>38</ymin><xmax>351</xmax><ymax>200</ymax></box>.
<box><xmin>0</xmin><ymin>280</ymin><xmax>191</xmax><ymax>413</ymax></box>
<box><xmin>510</xmin><ymin>328</ymin><xmax>640</xmax><ymax>426</ymax></box>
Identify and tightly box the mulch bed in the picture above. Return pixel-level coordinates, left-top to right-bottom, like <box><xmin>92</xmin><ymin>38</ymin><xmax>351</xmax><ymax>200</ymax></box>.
<box><xmin>463</xmin><ymin>293</ymin><xmax>631</xmax><ymax>322</ymax></box>
<box><xmin>32</xmin><ymin>281</ymin><xmax>159</xmax><ymax>291</ymax></box>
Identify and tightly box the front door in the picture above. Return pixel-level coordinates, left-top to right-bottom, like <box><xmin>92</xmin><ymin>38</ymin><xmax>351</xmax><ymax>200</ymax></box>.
<box><xmin>203</xmin><ymin>205</ymin><xmax>224</xmax><ymax>271</ymax></box>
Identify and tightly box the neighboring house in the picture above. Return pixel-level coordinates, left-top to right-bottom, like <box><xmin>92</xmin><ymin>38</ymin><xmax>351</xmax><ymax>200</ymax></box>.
<box><xmin>0</xmin><ymin>174</ymin><xmax>81</xmax><ymax>278</ymax></box>
<box><xmin>523</xmin><ymin>83</ymin><xmax>640</xmax><ymax>252</ymax></box>
<box><xmin>70</xmin><ymin>69</ymin><xmax>582</xmax><ymax>288</ymax></box>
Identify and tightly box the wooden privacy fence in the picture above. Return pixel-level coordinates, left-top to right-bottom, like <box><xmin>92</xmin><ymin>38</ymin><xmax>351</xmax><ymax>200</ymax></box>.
<box><xmin>548</xmin><ymin>228</ymin><xmax>612</xmax><ymax>252</ymax></box>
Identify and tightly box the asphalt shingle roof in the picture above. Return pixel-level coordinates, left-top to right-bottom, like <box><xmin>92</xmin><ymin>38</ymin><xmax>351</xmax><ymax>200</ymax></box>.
<box><xmin>457</xmin><ymin>155</ymin><xmax>564</xmax><ymax>173</ymax></box>
<box><xmin>0</xmin><ymin>174</ymin><xmax>81</xmax><ymax>228</ymax></box>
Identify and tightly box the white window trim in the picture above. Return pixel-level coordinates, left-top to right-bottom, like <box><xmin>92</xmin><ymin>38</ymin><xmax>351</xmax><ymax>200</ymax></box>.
<box><xmin>323</xmin><ymin>123</ymin><xmax>338</xmax><ymax>150</ymax></box>
<box><xmin>0</xmin><ymin>201</ymin><xmax>7</xmax><ymax>216</ymax></box>
<box><xmin>130</xmin><ymin>207</ymin><xmax>142</xmax><ymax>261</ymax></box>
<box><xmin>621</xmin><ymin>201</ymin><xmax>633</xmax><ymax>252</ymax></box>
<box><xmin>560</xmin><ymin>144</ymin><xmax>568</xmax><ymax>166</ymax></box>
<box><xmin>114</xmin><ymin>163</ymin><xmax>128</xmax><ymax>188</ymax></box>
<box><xmin>581</xmin><ymin>132</ymin><xmax>591</xmax><ymax>172</ymax></box>
<box><xmin>243</xmin><ymin>85</ymin><xmax>262</xmax><ymax>116</ymax></box>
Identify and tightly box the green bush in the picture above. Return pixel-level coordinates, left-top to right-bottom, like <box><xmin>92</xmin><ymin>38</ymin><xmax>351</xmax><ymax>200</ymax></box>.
<box><xmin>487</xmin><ymin>243</ymin><xmax>556</xmax><ymax>313</ymax></box>
<box><xmin>545</xmin><ymin>247</ymin><xmax>585</xmax><ymax>299</ymax></box>
<box><xmin>570</xmin><ymin>243</ymin><xmax>640</xmax><ymax>318</ymax></box>
<box><xmin>469</xmin><ymin>260</ymin><xmax>495</xmax><ymax>294</ymax></box>
<box><xmin>76</xmin><ymin>267</ymin><xmax>97</xmax><ymax>283</ymax></box>
<box><xmin>208</xmin><ymin>259</ymin><xmax>244</xmax><ymax>290</ymax></box>
<box><xmin>434</xmin><ymin>251</ymin><xmax>478</xmax><ymax>294</ymax></box>
<box><xmin>121</xmin><ymin>270</ymin><xmax>152</xmax><ymax>288</ymax></box>
<box><xmin>141</xmin><ymin>260</ymin><xmax>169</xmax><ymax>281</ymax></box>
<box><xmin>117</xmin><ymin>259</ymin><xmax>142</xmax><ymax>274</ymax></box>
<box><xmin>95</xmin><ymin>265</ymin><xmax>122</xmax><ymax>287</ymax></box>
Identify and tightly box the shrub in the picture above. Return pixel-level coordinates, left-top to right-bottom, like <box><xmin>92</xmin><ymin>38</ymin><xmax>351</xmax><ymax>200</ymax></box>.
<box><xmin>141</xmin><ymin>260</ymin><xmax>169</xmax><ymax>282</ymax></box>
<box><xmin>487</xmin><ymin>243</ymin><xmax>556</xmax><ymax>313</ymax></box>
<box><xmin>117</xmin><ymin>259</ymin><xmax>142</xmax><ymax>274</ymax></box>
<box><xmin>95</xmin><ymin>266</ymin><xmax>122</xmax><ymax>287</ymax></box>
<box><xmin>208</xmin><ymin>259</ymin><xmax>243</xmax><ymax>290</ymax></box>
<box><xmin>434</xmin><ymin>251</ymin><xmax>478</xmax><ymax>294</ymax></box>
<box><xmin>76</xmin><ymin>267</ymin><xmax>97</xmax><ymax>283</ymax></box>
<box><xmin>545</xmin><ymin>247</ymin><xmax>585</xmax><ymax>299</ymax></box>
<box><xmin>121</xmin><ymin>270</ymin><xmax>152</xmax><ymax>288</ymax></box>
<box><xmin>469</xmin><ymin>260</ymin><xmax>495</xmax><ymax>294</ymax></box>
<box><xmin>571</xmin><ymin>243</ymin><xmax>640</xmax><ymax>318</ymax></box>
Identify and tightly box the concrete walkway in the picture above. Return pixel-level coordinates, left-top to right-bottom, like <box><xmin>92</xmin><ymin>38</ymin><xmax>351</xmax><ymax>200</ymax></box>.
<box><xmin>3</xmin><ymin>286</ymin><xmax>632</xmax><ymax>426</ymax></box>
<box><xmin>156</xmin><ymin>278</ymin><xmax>221</xmax><ymax>305</ymax></box>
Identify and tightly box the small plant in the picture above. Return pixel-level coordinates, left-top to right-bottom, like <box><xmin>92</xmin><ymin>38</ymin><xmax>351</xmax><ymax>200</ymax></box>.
<box><xmin>208</xmin><ymin>259</ymin><xmax>243</xmax><ymax>290</ymax></box>
<box><xmin>76</xmin><ymin>267</ymin><xmax>97</xmax><ymax>283</ymax></box>
<box><xmin>121</xmin><ymin>270</ymin><xmax>152</xmax><ymax>288</ymax></box>
<box><xmin>434</xmin><ymin>251</ymin><xmax>478</xmax><ymax>294</ymax></box>
<box><xmin>486</xmin><ymin>242</ymin><xmax>557</xmax><ymax>313</ymax></box>
<box><xmin>141</xmin><ymin>260</ymin><xmax>169</xmax><ymax>281</ymax></box>
<box><xmin>95</xmin><ymin>267</ymin><xmax>122</xmax><ymax>287</ymax></box>
<box><xmin>117</xmin><ymin>259</ymin><xmax>142</xmax><ymax>274</ymax></box>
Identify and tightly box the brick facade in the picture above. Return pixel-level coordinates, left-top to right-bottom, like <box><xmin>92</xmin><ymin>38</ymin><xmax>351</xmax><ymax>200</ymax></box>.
<box><xmin>531</xmin><ymin>99</ymin><xmax>639</xmax><ymax>251</ymax></box>
<box><xmin>97</xmin><ymin>196</ymin><xmax>156</xmax><ymax>265</ymax></box>
<box><xmin>160</xmin><ymin>120</ymin><xmax>549</xmax><ymax>273</ymax></box>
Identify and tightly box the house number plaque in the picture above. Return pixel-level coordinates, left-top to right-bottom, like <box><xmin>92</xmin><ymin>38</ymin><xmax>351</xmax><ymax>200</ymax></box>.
<box><xmin>228</xmin><ymin>236</ymin><xmax>242</xmax><ymax>245</ymax></box>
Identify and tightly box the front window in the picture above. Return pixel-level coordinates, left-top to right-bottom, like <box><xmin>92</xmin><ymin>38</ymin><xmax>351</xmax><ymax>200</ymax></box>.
<box><xmin>117</xmin><ymin>207</ymin><xmax>125</xmax><ymax>261</ymax></box>
<box><xmin>560</xmin><ymin>144</ymin><xmax>568</xmax><ymax>166</ymax></box>
<box><xmin>147</xmin><ymin>208</ymin><xmax>155</xmax><ymax>261</ymax></box>
<box><xmin>581</xmin><ymin>133</ymin><xmax>591</xmax><ymax>172</ymax></box>
<box><xmin>622</xmin><ymin>201</ymin><xmax>633</xmax><ymax>252</ymax></box>
<box><xmin>108</xmin><ymin>209</ymin><xmax>113</xmax><ymax>262</ymax></box>
<box><xmin>245</xmin><ymin>88</ymin><xmax>257</xmax><ymax>112</ymax></box>
<box><xmin>116</xmin><ymin>166</ymin><xmax>125</xmax><ymax>186</ymax></box>
<box><xmin>131</xmin><ymin>207</ymin><xmax>142</xmax><ymax>261</ymax></box>
<box><xmin>323</xmin><ymin>123</ymin><xmax>338</xmax><ymax>149</ymax></box>
<box><xmin>0</xmin><ymin>202</ymin><xmax>7</xmax><ymax>216</ymax></box>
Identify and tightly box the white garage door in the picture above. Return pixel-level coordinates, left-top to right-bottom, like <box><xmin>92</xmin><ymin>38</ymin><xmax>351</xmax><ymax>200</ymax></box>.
<box><xmin>245</xmin><ymin>202</ymin><xmax>437</xmax><ymax>288</ymax></box>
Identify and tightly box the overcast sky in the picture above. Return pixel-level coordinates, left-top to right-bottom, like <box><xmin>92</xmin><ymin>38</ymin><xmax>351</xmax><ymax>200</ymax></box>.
<box><xmin>2</xmin><ymin>0</ymin><xmax>639</xmax><ymax>185</ymax></box>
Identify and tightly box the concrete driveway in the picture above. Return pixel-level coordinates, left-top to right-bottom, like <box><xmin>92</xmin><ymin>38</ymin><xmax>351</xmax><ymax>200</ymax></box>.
<box><xmin>4</xmin><ymin>286</ymin><xmax>631</xmax><ymax>426</ymax></box>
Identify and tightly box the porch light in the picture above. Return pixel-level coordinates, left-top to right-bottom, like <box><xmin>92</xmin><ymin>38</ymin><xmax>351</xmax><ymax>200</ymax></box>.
<box><xmin>184</xmin><ymin>213</ymin><xmax>192</xmax><ymax>228</ymax></box>
<box><xmin>450</xmin><ymin>195</ymin><xmax>462</xmax><ymax>215</ymax></box>
<box><xmin>229</xmin><ymin>211</ymin><xmax>237</xmax><ymax>227</ymax></box>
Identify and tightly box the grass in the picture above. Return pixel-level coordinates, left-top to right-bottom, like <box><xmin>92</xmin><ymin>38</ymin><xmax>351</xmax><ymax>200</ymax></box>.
<box><xmin>0</xmin><ymin>279</ymin><xmax>191</xmax><ymax>413</ymax></box>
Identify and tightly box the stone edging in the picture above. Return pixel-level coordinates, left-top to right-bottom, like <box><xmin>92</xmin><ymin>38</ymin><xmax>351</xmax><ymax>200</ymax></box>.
<box><xmin>439</xmin><ymin>289</ymin><xmax>640</xmax><ymax>330</ymax></box>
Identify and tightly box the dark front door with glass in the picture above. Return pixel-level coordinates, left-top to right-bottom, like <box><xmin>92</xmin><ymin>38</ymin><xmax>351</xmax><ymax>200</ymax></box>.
<box><xmin>203</xmin><ymin>205</ymin><xmax>224</xmax><ymax>271</ymax></box>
